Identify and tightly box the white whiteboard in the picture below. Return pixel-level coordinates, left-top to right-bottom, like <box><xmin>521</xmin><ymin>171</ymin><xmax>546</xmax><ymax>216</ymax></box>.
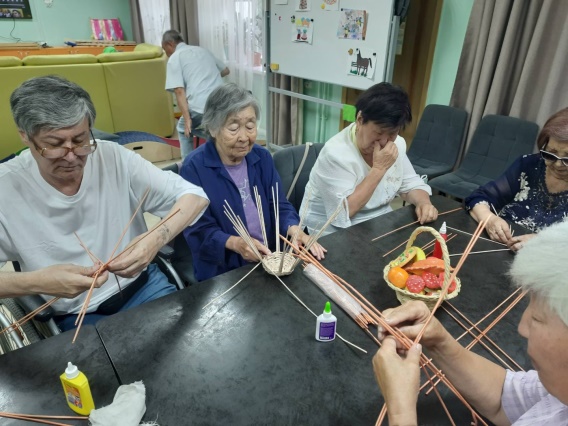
<box><xmin>269</xmin><ymin>0</ymin><xmax>395</xmax><ymax>90</ymax></box>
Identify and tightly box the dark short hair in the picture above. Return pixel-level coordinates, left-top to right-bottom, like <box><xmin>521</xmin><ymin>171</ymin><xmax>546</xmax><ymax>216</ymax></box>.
<box><xmin>536</xmin><ymin>107</ymin><xmax>568</xmax><ymax>149</ymax></box>
<box><xmin>162</xmin><ymin>30</ymin><xmax>184</xmax><ymax>45</ymax></box>
<box><xmin>355</xmin><ymin>82</ymin><xmax>411</xmax><ymax>130</ymax></box>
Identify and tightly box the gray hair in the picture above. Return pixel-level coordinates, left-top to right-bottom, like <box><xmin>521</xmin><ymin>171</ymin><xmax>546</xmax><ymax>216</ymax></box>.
<box><xmin>201</xmin><ymin>83</ymin><xmax>260</xmax><ymax>138</ymax></box>
<box><xmin>10</xmin><ymin>75</ymin><xmax>96</xmax><ymax>138</ymax></box>
<box><xmin>162</xmin><ymin>30</ymin><xmax>184</xmax><ymax>44</ymax></box>
<box><xmin>509</xmin><ymin>220</ymin><xmax>568</xmax><ymax>325</ymax></box>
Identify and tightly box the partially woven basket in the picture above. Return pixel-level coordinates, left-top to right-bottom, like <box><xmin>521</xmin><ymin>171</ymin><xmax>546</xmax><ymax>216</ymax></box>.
<box><xmin>262</xmin><ymin>252</ymin><xmax>297</xmax><ymax>276</ymax></box>
<box><xmin>383</xmin><ymin>226</ymin><xmax>461</xmax><ymax>310</ymax></box>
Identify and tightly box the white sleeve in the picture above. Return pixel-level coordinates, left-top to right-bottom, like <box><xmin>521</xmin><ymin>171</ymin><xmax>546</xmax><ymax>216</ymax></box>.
<box><xmin>398</xmin><ymin>152</ymin><xmax>432</xmax><ymax>195</ymax></box>
<box><xmin>121</xmin><ymin>146</ymin><xmax>208</xmax><ymax>222</ymax></box>
<box><xmin>214</xmin><ymin>54</ymin><xmax>227</xmax><ymax>71</ymax></box>
<box><xmin>310</xmin><ymin>149</ymin><xmax>359</xmax><ymax>229</ymax></box>
<box><xmin>165</xmin><ymin>55</ymin><xmax>184</xmax><ymax>92</ymax></box>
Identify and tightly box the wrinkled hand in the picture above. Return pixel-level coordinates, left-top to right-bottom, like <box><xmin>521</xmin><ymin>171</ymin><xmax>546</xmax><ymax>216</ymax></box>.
<box><xmin>415</xmin><ymin>203</ymin><xmax>438</xmax><ymax>224</ymax></box>
<box><xmin>372</xmin><ymin>141</ymin><xmax>398</xmax><ymax>172</ymax></box>
<box><xmin>377</xmin><ymin>301</ymin><xmax>448</xmax><ymax>350</ymax></box>
<box><xmin>373</xmin><ymin>337</ymin><xmax>421</xmax><ymax>421</ymax></box>
<box><xmin>485</xmin><ymin>215</ymin><xmax>512</xmax><ymax>244</ymax></box>
<box><xmin>296</xmin><ymin>231</ymin><xmax>327</xmax><ymax>260</ymax></box>
<box><xmin>107</xmin><ymin>233</ymin><xmax>158</xmax><ymax>278</ymax></box>
<box><xmin>507</xmin><ymin>233</ymin><xmax>536</xmax><ymax>252</ymax></box>
<box><xmin>40</xmin><ymin>264</ymin><xmax>108</xmax><ymax>298</ymax></box>
<box><xmin>228</xmin><ymin>236</ymin><xmax>271</xmax><ymax>262</ymax></box>
<box><xmin>184</xmin><ymin>120</ymin><xmax>192</xmax><ymax>138</ymax></box>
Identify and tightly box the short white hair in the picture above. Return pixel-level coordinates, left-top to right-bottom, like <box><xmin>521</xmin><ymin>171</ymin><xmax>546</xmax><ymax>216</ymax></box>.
<box><xmin>509</xmin><ymin>221</ymin><xmax>568</xmax><ymax>325</ymax></box>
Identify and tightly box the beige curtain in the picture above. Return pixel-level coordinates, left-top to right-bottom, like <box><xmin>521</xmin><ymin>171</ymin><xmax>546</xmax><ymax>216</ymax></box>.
<box><xmin>169</xmin><ymin>0</ymin><xmax>200</xmax><ymax>45</ymax></box>
<box><xmin>270</xmin><ymin>74</ymin><xmax>304</xmax><ymax>146</ymax></box>
<box><xmin>129</xmin><ymin>0</ymin><xmax>145</xmax><ymax>43</ymax></box>
<box><xmin>451</xmin><ymin>0</ymin><xmax>568</xmax><ymax>151</ymax></box>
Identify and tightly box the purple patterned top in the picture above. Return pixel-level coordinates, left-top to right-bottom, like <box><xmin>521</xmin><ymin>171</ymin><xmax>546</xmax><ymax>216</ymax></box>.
<box><xmin>225</xmin><ymin>158</ymin><xmax>264</xmax><ymax>243</ymax></box>
<box><xmin>501</xmin><ymin>370</ymin><xmax>568</xmax><ymax>424</ymax></box>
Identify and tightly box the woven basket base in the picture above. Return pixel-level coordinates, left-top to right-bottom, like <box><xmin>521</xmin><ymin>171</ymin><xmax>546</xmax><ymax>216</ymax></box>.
<box><xmin>262</xmin><ymin>252</ymin><xmax>296</xmax><ymax>276</ymax></box>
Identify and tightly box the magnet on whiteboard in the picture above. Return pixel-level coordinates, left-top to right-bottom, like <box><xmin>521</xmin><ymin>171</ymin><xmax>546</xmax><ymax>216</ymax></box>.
<box><xmin>270</xmin><ymin>63</ymin><xmax>280</xmax><ymax>71</ymax></box>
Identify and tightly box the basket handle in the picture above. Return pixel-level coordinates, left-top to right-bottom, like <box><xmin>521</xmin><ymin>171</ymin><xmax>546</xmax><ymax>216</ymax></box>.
<box><xmin>405</xmin><ymin>226</ymin><xmax>452</xmax><ymax>293</ymax></box>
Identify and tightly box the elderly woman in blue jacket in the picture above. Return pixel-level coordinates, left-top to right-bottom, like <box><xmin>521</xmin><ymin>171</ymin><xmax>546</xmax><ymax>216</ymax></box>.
<box><xmin>180</xmin><ymin>83</ymin><xmax>325</xmax><ymax>281</ymax></box>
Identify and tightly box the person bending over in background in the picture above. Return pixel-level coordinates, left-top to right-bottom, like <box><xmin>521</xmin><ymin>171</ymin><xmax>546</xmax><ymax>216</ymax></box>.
<box><xmin>162</xmin><ymin>29</ymin><xmax>230</xmax><ymax>159</ymax></box>
<box><xmin>299</xmin><ymin>82</ymin><xmax>438</xmax><ymax>237</ymax></box>
<box><xmin>373</xmin><ymin>220</ymin><xmax>568</xmax><ymax>425</ymax></box>
<box><xmin>0</xmin><ymin>75</ymin><xmax>209</xmax><ymax>331</ymax></box>
<box><xmin>181</xmin><ymin>83</ymin><xmax>325</xmax><ymax>282</ymax></box>
<box><xmin>465</xmin><ymin>107</ymin><xmax>568</xmax><ymax>252</ymax></box>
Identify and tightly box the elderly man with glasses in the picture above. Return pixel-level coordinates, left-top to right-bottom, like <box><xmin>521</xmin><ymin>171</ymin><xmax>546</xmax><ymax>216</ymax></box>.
<box><xmin>0</xmin><ymin>75</ymin><xmax>209</xmax><ymax>331</ymax></box>
<box><xmin>465</xmin><ymin>107</ymin><xmax>568</xmax><ymax>252</ymax></box>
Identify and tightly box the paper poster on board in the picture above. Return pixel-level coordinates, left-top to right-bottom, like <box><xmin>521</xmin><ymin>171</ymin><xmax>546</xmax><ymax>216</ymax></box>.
<box><xmin>291</xmin><ymin>17</ymin><xmax>314</xmax><ymax>44</ymax></box>
<box><xmin>347</xmin><ymin>48</ymin><xmax>376</xmax><ymax>79</ymax></box>
<box><xmin>337</xmin><ymin>9</ymin><xmax>367</xmax><ymax>40</ymax></box>
<box><xmin>295</xmin><ymin>0</ymin><xmax>311</xmax><ymax>12</ymax></box>
<box><xmin>323</xmin><ymin>0</ymin><xmax>339</xmax><ymax>11</ymax></box>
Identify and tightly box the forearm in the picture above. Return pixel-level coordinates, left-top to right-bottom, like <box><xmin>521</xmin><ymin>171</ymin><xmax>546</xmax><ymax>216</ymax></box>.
<box><xmin>148</xmin><ymin>194</ymin><xmax>209</xmax><ymax>252</ymax></box>
<box><xmin>0</xmin><ymin>270</ymin><xmax>41</xmax><ymax>298</ymax></box>
<box><xmin>347</xmin><ymin>168</ymin><xmax>386</xmax><ymax>218</ymax></box>
<box><xmin>428</xmin><ymin>336</ymin><xmax>508</xmax><ymax>424</ymax></box>
<box><xmin>401</xmin><ymin>189</ymin><xmax>431</xmax><ymax>207</ymax></box>
<box><xmin>469</xmin><ymin>204</ymin><xmax>494</xmax><ymax>223</ymax></box>
<box><xmin>174</xmin><ymin>88</ymin><xmax>191</xmax><ymax>122</ymax></box>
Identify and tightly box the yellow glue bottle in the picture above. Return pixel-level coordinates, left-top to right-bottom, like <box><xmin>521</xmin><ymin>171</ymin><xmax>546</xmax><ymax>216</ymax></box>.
<box><xmin>60</xmin><ymin>361</ymin><xmax>95</xmax><ymax>416</ymax></box>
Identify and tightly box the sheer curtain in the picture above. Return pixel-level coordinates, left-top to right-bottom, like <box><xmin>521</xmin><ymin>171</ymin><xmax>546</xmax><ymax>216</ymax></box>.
<box><xmin>138</xmin><ymin>0</ymin><xmax>171</xmax><ymax>46</ymax></box>
<box><xmin>197</xmin><ymin>0</ymin><xmax>263</xmax><ymax>91</ymax></box>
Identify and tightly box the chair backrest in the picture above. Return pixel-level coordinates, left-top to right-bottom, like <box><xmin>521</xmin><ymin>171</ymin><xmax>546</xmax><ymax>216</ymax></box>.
<box><xmin>456</xmin><ymin>114</ymin><xmax>539</xmax><ymax>185</ymax></box>
<box><xmin>407</xmin><ymin>104</ymin><xmax>468</xmax><ymax>175</ymax></box>
<box><xmin>272</xmin><ymin>143</ymin><xmax>325</xmax><ymax>211</ymax></box>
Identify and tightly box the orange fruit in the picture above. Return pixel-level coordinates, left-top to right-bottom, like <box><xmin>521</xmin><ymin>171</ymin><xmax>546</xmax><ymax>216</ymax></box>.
<box><xmin>388</xmin><ymin>267</ymin><xmax>409</xmax><ymax>289</ymax></box>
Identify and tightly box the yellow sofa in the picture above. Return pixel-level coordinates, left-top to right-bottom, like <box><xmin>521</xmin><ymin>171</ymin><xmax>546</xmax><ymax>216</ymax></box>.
<box><xmin>0</xmin><ymin>43</ymin><xmax>174</xmax><ymax>160</ymax></box>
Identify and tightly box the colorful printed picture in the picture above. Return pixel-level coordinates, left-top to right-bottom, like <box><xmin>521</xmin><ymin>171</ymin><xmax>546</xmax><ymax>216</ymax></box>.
<box><xmin>295</xmin><ymin>0</ymin><xmax>311</xmax><ymax>12</ymax></box>
<box><xmin>347</xmin><ymin>48</ymin><xmax>376</xmax><ymax>80</ymax></box>
<box><xmin>0</xmin><ymin>0</ymin><xmax>32</xmax><ymax>19</ymax></box>
<box><xmin>323</xmin><ymin>0</ymin><xmax>339</xmax><ymax>11</ymax></box>
<box><xmin>90</xmin><ymin>18</ymin><xmax>125</xmax><ymax>41</ymax></box>
<box><xmin>337</xmin><ymin>9</ymin><xmax>367</xmax><ymax>40</ymax></box>
<box><xmin>291</xmin><ymin>17</ymin><xmax>314</xmax><ymax>44</ymax></box>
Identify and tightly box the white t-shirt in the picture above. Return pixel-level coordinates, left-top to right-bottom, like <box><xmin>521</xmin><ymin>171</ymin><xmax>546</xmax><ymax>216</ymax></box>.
<box><xmin>300</xmin><ymin>123</ymin><xmax>431</xmax><ymax>236</ymax></box>
<box><xmin>165</xmin><ymin>42</ymin><xmax>226</xmax><ymax>114</ymax></box>
<box><xmin>0</xmin><ymin>141</ymin><xmax>207</xmax><ymax>314</ymax></box>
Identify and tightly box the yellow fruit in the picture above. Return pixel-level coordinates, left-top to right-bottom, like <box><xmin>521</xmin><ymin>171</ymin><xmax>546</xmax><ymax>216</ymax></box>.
<box><xmin>388</xmin><ymin>267</ymin><xmax>409</xmax><ymax>289</ymax></box>
<box><xmin>413</xmin><ymin>246</ymin><xmax>426</xmax><ymax>261</ymax></box>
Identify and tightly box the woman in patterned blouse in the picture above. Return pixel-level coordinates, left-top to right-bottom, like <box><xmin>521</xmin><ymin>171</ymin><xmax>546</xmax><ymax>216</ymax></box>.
<box><xmin>465</xmin><ymin>108</ymin><xmax>568</xmax><ymax>251</ymax></box>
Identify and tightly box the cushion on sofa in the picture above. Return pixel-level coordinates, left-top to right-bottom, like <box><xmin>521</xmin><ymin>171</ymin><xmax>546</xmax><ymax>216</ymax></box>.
<box><xmin>23</xmin><ymin>54</ymin><xmax>97</xmax><ymax>66</ymax></box>
<box><xmin>97</xmin><ymin>50</ymin><xmax>157</xmax><ymax>63</ymax></box>
<box><xmin>0</xmin><ymin>56</ymin><xmax>22</xmax><ymax>67</ymax></box>
<box><xmin>134</xmin><ymin>43</ymin><xmax>163</xmax><ymax>56</ymax></box>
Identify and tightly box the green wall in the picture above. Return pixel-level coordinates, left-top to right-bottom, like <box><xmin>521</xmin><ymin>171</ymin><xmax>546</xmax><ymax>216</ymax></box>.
<box><xmin>425</xmin><ymin>0</ymin><xmax>474</xmax><ymax>106</ymax></box>
<box><xmin>0</xmin><ymin>0</ymin><xmax>132</xmax><ymax>46</ymax></box>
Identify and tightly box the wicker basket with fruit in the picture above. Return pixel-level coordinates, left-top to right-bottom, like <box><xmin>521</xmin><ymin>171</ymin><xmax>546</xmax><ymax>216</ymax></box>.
<box><xmin>383</xmin><ymin>226</ymin><xmax>460</xmax><ymax>310</ymax></box>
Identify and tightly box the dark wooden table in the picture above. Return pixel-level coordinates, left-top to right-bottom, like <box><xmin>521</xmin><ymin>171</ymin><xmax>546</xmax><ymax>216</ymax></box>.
<box><xmin>0</xmin><ymin>325</ymin><xmax>120</xmax><ymax>425</ymax></box>
<box><xmin>96</xmin><ymin>196</ymin><xmax>531</xmax><ymax>425</ymax></box>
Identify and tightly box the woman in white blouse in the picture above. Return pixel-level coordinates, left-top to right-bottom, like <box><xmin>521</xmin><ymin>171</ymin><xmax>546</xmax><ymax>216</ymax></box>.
<box><xmin>300</xmin><ymin>83</ymin><xmax>438</xmax><ymax>235</ymax></box>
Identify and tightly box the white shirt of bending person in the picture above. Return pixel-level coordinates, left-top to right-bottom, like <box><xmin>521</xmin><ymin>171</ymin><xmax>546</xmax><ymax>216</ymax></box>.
<box><xmin>300</xmin><ymin>123</ymin><xmax>430</xmax><ymax>236</ymax></box>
